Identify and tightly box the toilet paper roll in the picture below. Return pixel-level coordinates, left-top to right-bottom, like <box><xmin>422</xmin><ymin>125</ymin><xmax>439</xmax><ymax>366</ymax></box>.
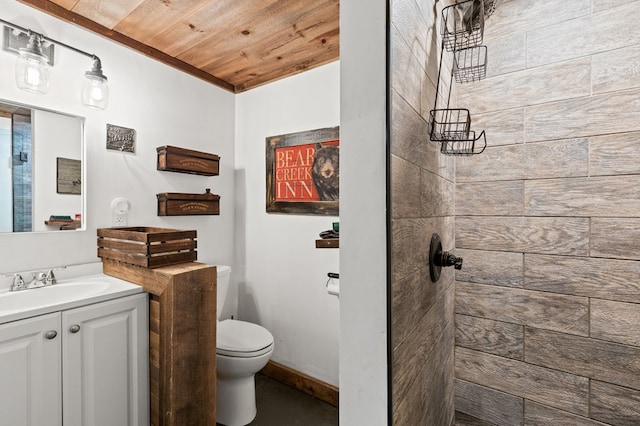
<box><xmin>327</xmin><ymin>281</ymin><xmax>340</xmax><ymax>296</ymax></box>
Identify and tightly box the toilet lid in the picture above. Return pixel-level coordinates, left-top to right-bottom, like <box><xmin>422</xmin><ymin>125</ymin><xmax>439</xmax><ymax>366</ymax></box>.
<box><xmin>217</xmin><ymin>320</ymin><xmax>274</xmax><ymax>357</ymax></box>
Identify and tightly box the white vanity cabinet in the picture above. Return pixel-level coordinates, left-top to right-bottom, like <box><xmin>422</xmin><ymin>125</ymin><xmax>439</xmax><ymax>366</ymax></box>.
<box><xmin>62</xmin><ymin>292</ymin><xmax>149</xmax><ymax>426</ymax></box>
<box><xmin>0</xmin><ymin>292</ymin><xmax>148</xmax><ymax>426</ymax></box>
<box><xmin>0</xmin><ymin>312</ymin><xmax>62</xmax><ymax>426</ymax></box>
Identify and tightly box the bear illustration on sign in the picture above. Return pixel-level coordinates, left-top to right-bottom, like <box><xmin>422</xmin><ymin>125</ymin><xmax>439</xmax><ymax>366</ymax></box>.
<box><xmin>312</xmin><ymin>143</ymin><xmax>339</xmax><ymax>201</ymax></box>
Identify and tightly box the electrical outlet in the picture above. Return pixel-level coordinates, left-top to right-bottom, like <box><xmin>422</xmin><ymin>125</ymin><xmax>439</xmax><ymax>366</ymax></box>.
<box><xmin>110</xmin><ymin>197</ymin><xmax>131</xmax><ymax>227</ymax></box>
<box><xmin>112</xmin><ymin>212</ymin><xmax>128</xmax><ymax>226</ymax></box>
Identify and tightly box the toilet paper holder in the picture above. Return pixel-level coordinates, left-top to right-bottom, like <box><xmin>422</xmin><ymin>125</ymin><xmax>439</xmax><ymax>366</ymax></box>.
<box><xmin>326</xmin><ymin>272</ymin><xmax>340</xmax><ymax>296</ymax></box>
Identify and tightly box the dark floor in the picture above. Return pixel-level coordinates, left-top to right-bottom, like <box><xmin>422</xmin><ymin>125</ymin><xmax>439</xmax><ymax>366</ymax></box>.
<box><xmin>217</xmin><ymin>373</ymin><xmax>338</xmax><ymax>426</ymax></box>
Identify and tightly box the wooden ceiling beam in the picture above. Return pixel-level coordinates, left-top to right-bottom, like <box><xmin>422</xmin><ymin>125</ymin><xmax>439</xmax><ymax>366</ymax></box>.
<box><xmin>16</xmin><ymin>0</ymin><xmax>237</xmax><ymax>93</ymax></box>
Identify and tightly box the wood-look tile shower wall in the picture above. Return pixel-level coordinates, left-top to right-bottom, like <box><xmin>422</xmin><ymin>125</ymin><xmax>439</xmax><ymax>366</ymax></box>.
<box><xmin>454</xmin><ymin>1</ymin><xmax>640</xmax><ymax>425</ymax></box>
<box><xmin>390</xmin><ymin>0</ymin><xmax>456</xmax><ymax>424</ymax></box>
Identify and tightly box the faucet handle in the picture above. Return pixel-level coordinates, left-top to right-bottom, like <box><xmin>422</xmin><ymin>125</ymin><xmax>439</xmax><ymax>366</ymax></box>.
<box><xmin>10</xmin><ymin>274</ymin><xmax>26</xmax><ymax>291</ymax></box>
<box><xmin>442</xmin><ymin>252</ymin><xmax>464</xmax><ymax>270</ymax></box>
<box><xmin>45</xmin><ymin>269</ymin><xmax>57</xmax><ymax>286</ymax></box>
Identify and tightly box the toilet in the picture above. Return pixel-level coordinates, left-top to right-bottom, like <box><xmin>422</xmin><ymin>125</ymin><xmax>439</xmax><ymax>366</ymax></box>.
<box><xmin>216</xmin><ymin>265</ymin><xmax>274</xmax><ymax>426</ymax></box>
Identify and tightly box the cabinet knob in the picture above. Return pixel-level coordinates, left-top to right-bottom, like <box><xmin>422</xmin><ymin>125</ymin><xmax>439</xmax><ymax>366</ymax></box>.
<box><xmin>69</xmin><ymin>324</ymin><xmax>81</xmax><ymax>333</ymax></box>
<box><xmin>45</xmin><ymin>330</ymin><xmax>57</xmax><ymax>339</ymax></box>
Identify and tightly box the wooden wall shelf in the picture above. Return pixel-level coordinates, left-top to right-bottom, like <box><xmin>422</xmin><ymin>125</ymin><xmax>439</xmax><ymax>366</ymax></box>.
<box><xmin>156</xmin><ymin>145</ymin><xmax>219</xmax><ymax>176</ymax></box>
<box><xmin>316</xmin><ymin>239</ymin><xmax>339</xmax><ymax>248</ymax></box>
<box><xmin>157</xmin><ymin>190</ymin><xmax>220</xmax><ymax>216</ymax></box>
<box><xmin>44</xmin><ymin>220</ymin><xmax>81</xmax><ymax>230</ymax></box>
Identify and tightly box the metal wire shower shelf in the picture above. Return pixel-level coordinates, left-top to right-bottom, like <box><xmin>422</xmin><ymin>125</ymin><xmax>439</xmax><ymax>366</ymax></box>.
<box><xmin>428</xmin><ymin>108</ymin><xmax>486</xmax><ymax>155</ymax></box>
<box><xmin>440</xmin><ymin>131</ymin><xmax>487</xmax><ymax>156</ymax></box>
<box><xmin>429</xmin><ymin>108</ymin><xmax>471</xmax><ymax>142</ymax></box>
<box><xmin>441</xmin><ymin>0</ymin><xmax>485</xmax><ymax>52</ymax></box>
<box><xmin>453</xmin><ymin>45</ymin><xmax>487</xmax><ymax>83</ymax></box>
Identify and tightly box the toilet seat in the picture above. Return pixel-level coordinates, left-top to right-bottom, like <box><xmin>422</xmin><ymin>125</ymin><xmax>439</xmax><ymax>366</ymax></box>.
<box><xmin>217</xmin><ymin>319</ymin><xmax>274</xmax><ymax>358</ymax></box>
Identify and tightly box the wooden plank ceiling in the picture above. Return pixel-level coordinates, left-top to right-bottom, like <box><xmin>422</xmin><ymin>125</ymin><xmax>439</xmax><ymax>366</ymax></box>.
<box><xmin>18</xmin><ymin>0</ymin><xmax>340</xmax><ymax>93</ymax></box>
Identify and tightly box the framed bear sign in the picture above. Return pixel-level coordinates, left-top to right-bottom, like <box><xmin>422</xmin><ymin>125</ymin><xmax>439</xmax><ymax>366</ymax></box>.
<box><xmin>266</xmin><ymin>126</ymin><xmax>339</xmax><ymax>216</ymax></box>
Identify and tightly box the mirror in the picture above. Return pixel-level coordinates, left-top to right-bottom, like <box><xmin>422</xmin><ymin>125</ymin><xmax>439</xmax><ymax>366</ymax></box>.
<box><xmin>0</xmin><ymin>99</ymin><xmax>84</xmax><ymax>233</ymax></box>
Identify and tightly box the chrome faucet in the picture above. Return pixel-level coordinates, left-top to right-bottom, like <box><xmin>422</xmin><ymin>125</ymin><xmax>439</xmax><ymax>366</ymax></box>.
<box><xmin>27</xmin><ymin>271</ymin><xmax>48</xmax><ymax>289</ymax></box>
<box><xmin>8</xmin><ymin>269</ymin><xmax>58</xmax><ymax>291</ymax></box>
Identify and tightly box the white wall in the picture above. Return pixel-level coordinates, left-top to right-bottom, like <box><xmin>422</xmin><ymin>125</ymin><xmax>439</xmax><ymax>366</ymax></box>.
<box><xmin>0</xmin><ymin>0</ymin><xmax>235</xmax><ymax>277</ymax></box>
<box><xmin>235</xmin><ymin>62</ymin><xmax>340</xmax><ymax>386</ymax></box>
<box><xmin>340</xmin><ymin>0</ymin><xmax>388</xmax><ymax>423</ymax></box>
<box><xmin>32</xmin><ymin>109</ymin><xmax>82</xmax><ymax>231</ymax></box>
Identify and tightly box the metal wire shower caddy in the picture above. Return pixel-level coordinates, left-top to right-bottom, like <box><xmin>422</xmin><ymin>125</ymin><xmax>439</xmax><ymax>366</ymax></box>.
<box><xmin>428</xmin><ymin>0</ymin><xmax>494</xmax><ymax>156</ymax></box>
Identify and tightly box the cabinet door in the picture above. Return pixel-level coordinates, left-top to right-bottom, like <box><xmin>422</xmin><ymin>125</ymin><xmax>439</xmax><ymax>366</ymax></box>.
<box><xmin>62</xmin><ymin>293</ymin><xmax>149</xmax><ymax>426</ymax></box>
<box><xmin>0</xmin><ymin>313</ymin><xmax>61</xmax><ymax>426</ymax></box>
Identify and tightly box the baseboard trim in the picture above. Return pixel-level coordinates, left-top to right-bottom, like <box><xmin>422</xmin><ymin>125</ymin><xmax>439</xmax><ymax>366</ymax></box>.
<box><xmin>260</xmin><ymin>360</ymin><xmax>339</xmax><ymax>407</ymax></box>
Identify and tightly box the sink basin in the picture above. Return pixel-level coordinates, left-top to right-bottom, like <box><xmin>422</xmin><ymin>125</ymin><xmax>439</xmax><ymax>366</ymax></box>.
<box><xmin>0</xmin><ymin>274</ymin><xmax>143</xmax><ymax>324</ymax></box>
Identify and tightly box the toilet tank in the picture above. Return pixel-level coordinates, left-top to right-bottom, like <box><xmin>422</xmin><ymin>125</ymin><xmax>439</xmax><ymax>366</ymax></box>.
<box><xmin>216</xmin><ymin>265</ymin><xmax>231</xmax><ymax>320</ymax></box>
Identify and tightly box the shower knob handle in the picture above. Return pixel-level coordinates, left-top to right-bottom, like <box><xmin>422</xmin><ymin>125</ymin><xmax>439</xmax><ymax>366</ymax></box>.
<box><xmin>441</xmin><ymin>252</ymin><xmax>463</xmax><ymax>270</ymax></box>
<box><xmin>429</xmin><ymin>233</ymin><xmax>464</xmax><ymax>282</ymax></box>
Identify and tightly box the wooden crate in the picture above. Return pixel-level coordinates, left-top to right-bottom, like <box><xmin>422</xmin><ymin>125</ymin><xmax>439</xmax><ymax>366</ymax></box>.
<box><xmin>97</xmin><ymin>227</ymin><xmax>197</xmax><ymax>268</ymax></box>
<box><xmin>156</xmin><ymin>145</ymin><xmax>219</xmax><ymax>176</ymax></box>
<box><xmin>157</xmin><ymin>190</ymin><xmax>220</xmax><ymax>216</ymax></box>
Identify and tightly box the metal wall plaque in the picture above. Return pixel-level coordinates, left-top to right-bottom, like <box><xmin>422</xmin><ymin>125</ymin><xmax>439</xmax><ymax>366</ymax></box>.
<box><xmin>106</xmin><ymin>124</ymin><xmax>136</xmax><ymax>153</ymax></box>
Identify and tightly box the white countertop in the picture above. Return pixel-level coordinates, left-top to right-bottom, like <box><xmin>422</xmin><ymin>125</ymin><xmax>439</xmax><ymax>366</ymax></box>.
<box><xmin>0</xmin><ymin>273</ymin><xmax>144</xmax><ymax>324</ymax></box>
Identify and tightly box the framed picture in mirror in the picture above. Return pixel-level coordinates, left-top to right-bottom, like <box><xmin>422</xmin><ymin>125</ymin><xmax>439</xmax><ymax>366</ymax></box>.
<box><xmin>56</xmin><ymin>157</ymin><xmax>81</xmax><ymax>195</ymax></box>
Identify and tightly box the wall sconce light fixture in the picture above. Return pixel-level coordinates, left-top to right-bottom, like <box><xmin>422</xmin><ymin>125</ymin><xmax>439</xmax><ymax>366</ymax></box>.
<box><xmin>1</xmin><ymin>18</ymin><xmax>109</xmax><ymax>110</ymax></box>
<box><xmin>15</xmin><ymin>31</ymin><xmax>50</xmax><ymax>94</ymax></box>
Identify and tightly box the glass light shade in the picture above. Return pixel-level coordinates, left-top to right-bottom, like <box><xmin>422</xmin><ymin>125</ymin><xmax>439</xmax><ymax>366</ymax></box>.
<box><xmin>81</xmin><ymin>74</ymin><xmax>109</xmax><ymax>110</ymax></box>
<box><xmin>15</xmin><ymin>50</ymin><xmax>50</xmax><ymax>94</ymax></box>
